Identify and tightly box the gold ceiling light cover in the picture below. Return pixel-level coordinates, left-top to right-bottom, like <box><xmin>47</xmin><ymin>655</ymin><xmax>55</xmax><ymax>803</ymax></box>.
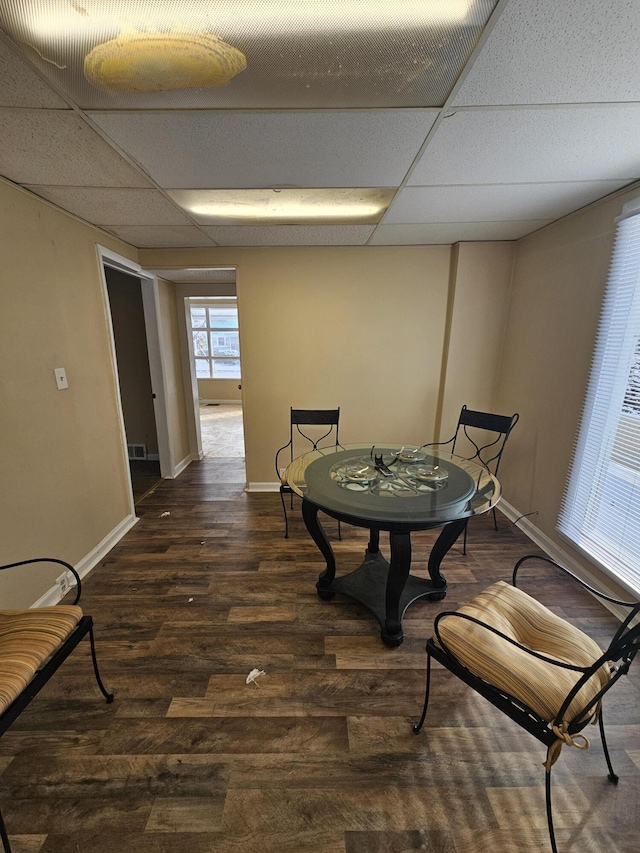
<box><xmin>84</xmin><ymin>29</ymin><xmax>247</xmax><ymax>93</ymax></box>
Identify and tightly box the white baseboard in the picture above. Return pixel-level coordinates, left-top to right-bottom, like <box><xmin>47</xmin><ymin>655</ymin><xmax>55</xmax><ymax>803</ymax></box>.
<box><xmin>199</xmin><ymin>399</ymin><xmax>242</xmax><ymax>406</ymax></box>
<box><xmin>246</xmin><ymin>482</ymin><xmax>280</xmax><ymax>492</ymax></box>
<box><xmin>146</xmin><ymin>453</ymin><xmax>160</xmax><ymax>461</ymax></box>
<box><xmin>167</xmin><ymin>453</ymin><xmax>192</xmax><ymax>479</ymax></box>
<box><xmin>31</xmin><ymin>513</ymin><xmax>139</xmax><ymax>608</ymax></box>
<box><xmin>499</xmin><ymin>499</ymin><xmax>630</xmax><ymax>622</ymax></box>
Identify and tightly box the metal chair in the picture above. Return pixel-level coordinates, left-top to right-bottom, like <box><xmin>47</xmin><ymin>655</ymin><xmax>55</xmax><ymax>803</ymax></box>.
<box><xmin>275</xmin><ymin>407</ymin><xmax>341</xmax><ymax>538</ymax></box>
<box><xmin>424</xmin><ymin>404</ymin><xmax>519</xmax><ymax>553</ymax></box>
<box><xmin>413</xmin><ymin>554</ymin><xmax>640</xmax><ymax>853</ymax></box>
<box><xmin>0</xmin><ymin>558</ymin><xmax>113</xmax><ymax>853</ymax></box>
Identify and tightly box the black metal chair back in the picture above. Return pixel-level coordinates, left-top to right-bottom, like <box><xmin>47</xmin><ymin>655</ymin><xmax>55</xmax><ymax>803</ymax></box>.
<box><xmin>424</xmin><ymin>404</ymin><xmax>519</xmax><ymax>553</ymax></box>
<box><xmin>451</xmin><ymin>405</ymin><xmax>519</xmax><ymax>475</ymax></box>
<box><xmin>275</xmin><ymin>407</ymin><xmax>341</xmax><ymax>538</ymax></box>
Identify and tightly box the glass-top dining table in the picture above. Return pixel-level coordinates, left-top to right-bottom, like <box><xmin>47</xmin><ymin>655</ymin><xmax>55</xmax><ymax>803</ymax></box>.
<box><xmin>285</xmin><ymin>443</ymin><xmax>501</xmax><ymax>646</ymax></box>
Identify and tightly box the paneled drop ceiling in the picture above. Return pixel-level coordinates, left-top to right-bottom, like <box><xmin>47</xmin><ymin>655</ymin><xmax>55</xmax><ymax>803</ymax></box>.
<box><xmin>0</xmin><ymin>0</ymin><xmax>639</xmax><ymax>249</ymax></box>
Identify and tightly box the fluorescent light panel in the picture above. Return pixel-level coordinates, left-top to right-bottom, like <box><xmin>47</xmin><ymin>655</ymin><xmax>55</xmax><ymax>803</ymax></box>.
<box><xmin>22</xmin><ymin>1</ymin><xmax>478</xmax><ymax>40</ymax></box>
<box><xmin>168</xmin><ymin>188</ymin><xmax>396</xmax><ymax>224</ymax></box>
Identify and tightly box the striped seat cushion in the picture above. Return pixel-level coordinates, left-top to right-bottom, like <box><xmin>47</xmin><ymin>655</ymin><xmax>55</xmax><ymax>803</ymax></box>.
<box><xmin>435</xmin><ymin>581</ymin><xmax>610</xmax><ymax>727</ymax></box>
<box><xmin>0</xmin><ymin>606</ymin><xmax>83</xmax><ymax>716</ymax></box>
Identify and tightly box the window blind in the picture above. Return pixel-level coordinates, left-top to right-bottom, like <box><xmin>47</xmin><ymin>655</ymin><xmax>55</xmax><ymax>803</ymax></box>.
<box><xmin>558</xmin><ymin>211</ymin><xmax>640</xmax><ymax>595</ymax></box>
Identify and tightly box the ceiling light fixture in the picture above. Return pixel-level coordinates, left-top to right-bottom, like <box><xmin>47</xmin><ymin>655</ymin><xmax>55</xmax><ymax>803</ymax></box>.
<box><xmin>167</xmin><ymin>188</ymin><xmax>395</xmax><ymax>224</ymax></box>
<box><xmin>26</xmin><ymin>1</ymin><xmax>477</xmax><ymax>40</ymax></box>
<box><xmin>83</xmin><ymin>28</ymin><xmax>246</xmax><ymax>93</ymax></box>
<box><xmin>189</xmin><ymin>202</ymin><xmax>385</xmax><ymax>220</ymax></box>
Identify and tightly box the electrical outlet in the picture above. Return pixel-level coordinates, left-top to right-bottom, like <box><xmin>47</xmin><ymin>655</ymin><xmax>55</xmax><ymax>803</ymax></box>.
<box><xmin>56</xmin><ymin>572</ymin><xmax>70</xmax><ymax>598</ymax></box>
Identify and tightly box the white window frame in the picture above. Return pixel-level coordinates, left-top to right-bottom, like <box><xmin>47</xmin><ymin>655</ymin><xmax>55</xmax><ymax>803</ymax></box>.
<box><xmin>558</xmin><ymin>206</ymin><xmax>640</xmax><ymax>596</ymax></box>
<box><xmin>189</xmin><ymin>298</ymin><xmax>241</xmax><ymax>380</ymax></box>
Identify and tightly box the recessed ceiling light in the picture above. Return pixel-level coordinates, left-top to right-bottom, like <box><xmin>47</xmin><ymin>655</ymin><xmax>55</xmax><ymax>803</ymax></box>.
<box><xmin>168</xmin><ymin>188</ymin><xmax>395</xmax><ymax>225</ymax></box>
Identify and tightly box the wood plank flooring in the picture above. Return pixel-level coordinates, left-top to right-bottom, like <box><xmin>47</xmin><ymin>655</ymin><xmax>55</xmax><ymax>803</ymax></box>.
<box><xmin>2</xmin><ymin>458</ymin><xmax>639</xmax><ymax>852</ymax></box>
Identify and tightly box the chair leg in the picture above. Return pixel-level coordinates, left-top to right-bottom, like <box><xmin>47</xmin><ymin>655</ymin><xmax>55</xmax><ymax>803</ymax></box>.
<box><xmin>598</xmin><ymin>708</ymin><xmax>619</xmax><ymax>783</ymax></box>
<box><xmin>0</xmin><ymin>807</ymin><xmax>12</xmax><ymax>853</ymax></box>
<box><xmin>492</xmin><ymin>506</ymin><xmax>499</xmax><ymax>531</ymax></box>
<box><xmin>413</xmin><ymin>649</ymin><xmax>433</xmax><ymax>734</ymax></box>
<box><xmin>462</xmin><ymin>519</ymin><xmax>468</xmax><ymax>556</ymax></box>
<box><xmin>280</xmin><ymin>489</ymin><xmax>289</xmax><ymax>538</ymax></box>
<box><xmin>338</xmin><ymin>520</ymin><xmax>342</xmax><ymax>541</ymax></box>
<box><xmin>544</xmin><ymin>764</ymin><xmax>559</xmax><ymax>853</ymax></box>
<box><xmin>88</xmin><ymin>626</ymin><xmax>114</xmax><ymax>703</ymax></box>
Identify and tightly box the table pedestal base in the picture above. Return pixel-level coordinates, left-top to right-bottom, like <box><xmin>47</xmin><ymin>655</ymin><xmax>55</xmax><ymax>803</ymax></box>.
<box><xmin>317</xmin><ymin>548</ymin><xmax>446</xmax><ymax>647</ymax></box>
<box><xmin>303</xmin><ymin>499</ymin><xmax>466</xmax><ymax>647</ymax></box>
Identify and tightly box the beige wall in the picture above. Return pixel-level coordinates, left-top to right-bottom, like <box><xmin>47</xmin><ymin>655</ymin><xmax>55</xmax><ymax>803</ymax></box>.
<box><xmin>141</xmin><ymin>245</ymin><xmax>514</xmax><ymax>487</ymax></box>
<box><xmin>0</xmin><ymin>180</ymin><xmax>139</xmax><ymax>606</ymax></box>
<box><xmin>238</xmin><ymin>247</ymin><xmax>451</xmax><ymax>485</ymax></box>
<box><xmin>141</xmin><ymin>247</ymin><xmax>453</xmax><ymax>484</ymax></box>
<box><xmin>197</xmin><ymin>378</ymin><xmax>242</xmax><ymax>401</ymax></box>
<box><xmin>495</xmin><ymin>184</ymin><xmax>640</xmax><ymax>585</ymax></box>
<box><xmin>439</xmin><ymin>242</ymin><xmax>516</xmax><ymax>440</ymax></box>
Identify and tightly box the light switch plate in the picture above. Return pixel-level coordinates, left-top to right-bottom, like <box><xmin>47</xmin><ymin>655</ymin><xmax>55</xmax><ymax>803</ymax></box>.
<box><xmin>54</xmin><ymin>367</ymin><xmax>68</xmax><ymax>390</ymax></box>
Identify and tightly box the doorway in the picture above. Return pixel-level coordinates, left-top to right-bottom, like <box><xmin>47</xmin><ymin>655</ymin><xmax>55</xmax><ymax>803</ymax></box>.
<box><xmin>104</xmin><ymin>266</ymin><xmax>162</xmax><ymax>501</ymax></box>
<box><xmin>187</xmin><ymin>296</ymin><xmax>245</xmax><ymax>463</ymax></box>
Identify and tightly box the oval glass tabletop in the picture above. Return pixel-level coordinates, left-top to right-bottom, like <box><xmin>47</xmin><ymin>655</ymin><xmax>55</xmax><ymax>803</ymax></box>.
<box><xmin>285</xmin><ymin>444</ymin><xmax>500</xmax><ymax>526</ymax></box>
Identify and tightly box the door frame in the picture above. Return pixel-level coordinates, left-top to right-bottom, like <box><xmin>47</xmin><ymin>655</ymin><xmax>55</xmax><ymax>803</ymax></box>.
<box><xmin>96</xmin><ymin>246</ymin><xmax>173</xmax><ymax>490</ymax></box>
<box><xmin>179</xmin><ymin>295</ymin><xmax>204</xmax><ymax>460</ymax></box>
<box><xmin>176</xmin><ymin>284</ymin><xmax>242</xmax><ymax>463</ymax></box>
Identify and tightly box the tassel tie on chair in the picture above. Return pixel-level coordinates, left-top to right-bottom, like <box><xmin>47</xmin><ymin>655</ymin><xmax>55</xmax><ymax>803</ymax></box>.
<box><xmin>544</xmin><ymin>719</ymin><xmax>598</xmax><ymax>770</ymax></box>
<box><xmin>544</xmin><ymin>700</ymin><xmax>603</xmax><ymax>770</ymax></box>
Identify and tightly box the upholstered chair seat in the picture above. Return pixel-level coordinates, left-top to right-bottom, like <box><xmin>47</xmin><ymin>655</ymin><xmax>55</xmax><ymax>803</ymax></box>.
<box><xmin>435</xmin><ymin>581</ymin><xmax>610</xmax><ymax>728</ymax></box>
<box><xmin>0</xmin><ymin>606</ymin><xmax>83</xmax><ymax>715</ymax></box>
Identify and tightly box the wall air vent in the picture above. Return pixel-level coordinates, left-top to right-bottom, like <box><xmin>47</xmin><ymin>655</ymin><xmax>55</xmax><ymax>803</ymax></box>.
<box><xmin>127</xmin><ymin>444</ymin><xmax>147</xmax><ymax>460</ymax></box>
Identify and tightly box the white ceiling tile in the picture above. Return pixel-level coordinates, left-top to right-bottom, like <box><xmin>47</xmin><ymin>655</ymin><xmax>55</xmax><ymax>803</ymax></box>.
<box><xmin>385</xmin><ymin>182</ymin><xmax>629</xmax><ymax>224</ymax></box>
<box><xmin>89</xmin><ymin>110</ymin><xmax>439</xmax><ymax>188</ymax></box>
<box><xmin>0</xmin><ymin>37</ymin><xmax>69</xmax><ymax>108</ymax></box>
<box><xmin>200</xmin><ymin>225</ymin><xmax>375</xmax><ymax>246</ymax></box>
<box><xmin>452</xmin><ymin>0</ymin><xmax>640</xmax><ymax>106</ymax></box>
<box><xmin>409</xmin><ymin>107</ymin><xmax>640</xmax><ymax>186</ymax></box>
<box><xmin>0</xmin><ymin>110</ymin><xmax>153</xmax><ymax>186</ymax></box>
<box><xmin>0</xmin><ymin>1</ymin><xmax>637</xmax><ymax>249</ymax></box>
<box><xmin>369</xmin><ymin>220</ymin><xmax>552</xmax><ymax>245</ymax></box>
<box><xmin>24</xmin><ymin>186</ymin><xmax>192</xmax><ymax>225</ymax></box>
<box><xmin>103</xmin><ymin>226</ymin><xmax>218</xmax><ymax>248</ymax></box>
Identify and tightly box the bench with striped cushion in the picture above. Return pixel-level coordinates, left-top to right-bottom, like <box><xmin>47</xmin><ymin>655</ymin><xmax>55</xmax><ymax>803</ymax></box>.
<box><xmin>0</xmin><ymin>607</ymin><xmax>84</xmax><ymax>716</ymax></box>
<box><xmin>0</xmin><ymin>559</ymin><xmax>113</xmax><ymax>853</ymax></box>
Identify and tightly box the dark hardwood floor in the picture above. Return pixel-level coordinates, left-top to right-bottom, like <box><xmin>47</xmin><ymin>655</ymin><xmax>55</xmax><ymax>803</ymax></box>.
<box><xmin>2</xmin><ymin>458</ymin><xmax>639</xmax><ymax>852</ymax></box>
<box><xmin>129</xmin><ymin>459</ymin><xmax>162</xmax><ymax>504</ymax></box>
